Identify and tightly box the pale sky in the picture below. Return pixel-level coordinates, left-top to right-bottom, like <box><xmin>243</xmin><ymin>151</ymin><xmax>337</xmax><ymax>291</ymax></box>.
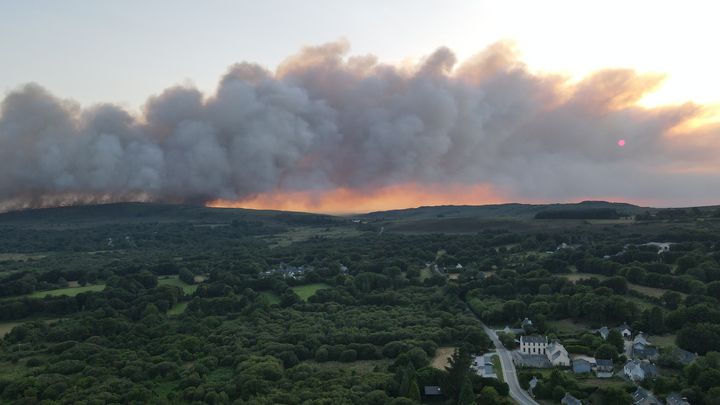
<box><xmin>2</xmin><ymin>0</ymin><xmax>719</xmax><ymax>111</ymax></box>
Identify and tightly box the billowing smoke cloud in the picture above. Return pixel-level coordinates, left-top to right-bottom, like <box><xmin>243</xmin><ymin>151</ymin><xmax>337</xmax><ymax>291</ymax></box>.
<box><xmin>1</xmin><ymin>40</ymin><xmax>719</xmax><ymax>211</ymax></box>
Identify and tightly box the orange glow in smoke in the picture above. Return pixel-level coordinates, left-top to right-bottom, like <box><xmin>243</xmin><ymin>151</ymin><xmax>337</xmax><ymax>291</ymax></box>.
<box><xmin>208</xmin><ymin>183</ymin><xmax>507</xmax><ymax>214</ymax></box>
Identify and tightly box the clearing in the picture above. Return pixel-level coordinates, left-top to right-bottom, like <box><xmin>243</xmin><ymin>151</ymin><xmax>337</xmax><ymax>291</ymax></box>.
<box><xmin>431</xmin><ymin>346</ymin><xmax>456</xmax><ymax>370</ymax></box>
<box><xmin>28</xmin><ymin>284</ymin><xmax>105</xmax><ymax>298</ymax></box>
<box><xmin>158</xmin><ymin>275</ymin><xmax>198</xmax><ymax>294</ymax></box>
<box><xmin>266</xmin><ymin>226</ymin><xmax>363</xmax><ymax>248</ymax></box>
<box><xmin>291</xmin><ymin>283</ymin><xmax>331</xmax><ymax>301</ymax></box>
<box><xmin>547</xmin><ymin>319</ymin><xmax>594</xmax><ymax>335</ymax></box>
<box><xmin>258</xmin><ymin>291</ymin><xmax>281</xmax><ymax>305</ymax></box>
<box><xmin>167</xmin><ymin>302</ymin><xmax>189</xmax><ymax>315</ymax></box>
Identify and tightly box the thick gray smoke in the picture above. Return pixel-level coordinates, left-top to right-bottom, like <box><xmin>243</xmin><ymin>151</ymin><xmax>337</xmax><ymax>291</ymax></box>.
<box><xmin>1</xmin><ymin>40</ymin><xmax>718</xmax><ymax>210</ymax></box>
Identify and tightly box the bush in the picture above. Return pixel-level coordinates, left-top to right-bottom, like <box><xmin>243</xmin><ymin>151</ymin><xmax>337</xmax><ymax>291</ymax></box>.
<box><xmin>339</xmin><ymin>349</ymin><xmax>357</xmax><ymax>362</ymax></box>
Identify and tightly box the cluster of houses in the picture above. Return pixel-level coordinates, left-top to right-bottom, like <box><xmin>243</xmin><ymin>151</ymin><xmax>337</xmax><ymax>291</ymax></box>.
<box><xmin>258</xmin><ymin>263</ymin><xmax>349</xmax><ymax>280</ymax></box>
<box><xmin>561</xmin><ymin>387</ymin><xmax>689</xmax><ymax>405</ymax></box>
<box><xmin>511</xmin><ymin>319</ymin><xmax>695</xmax><ymax>405</ymax></box>
<box><xmin>514</xmin><ymin>334</ymin><xmax>615</xmax><ymax>379</ymax></box>
<box><xmin>259</xmin><ymin>264</ymin><xmax>311</xmax><ymax>280</ymax></box>
<box><xmin>596</xmin><ymin>325</ymin><xmax>695</xmax><ymax>382</ymax></box>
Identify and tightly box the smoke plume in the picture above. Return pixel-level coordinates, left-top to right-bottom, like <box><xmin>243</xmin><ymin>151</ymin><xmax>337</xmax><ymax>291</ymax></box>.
<box><xmin>1</xmin><ymin>40</ymin><xmax>719</xmax><ymax>211</ymax></box>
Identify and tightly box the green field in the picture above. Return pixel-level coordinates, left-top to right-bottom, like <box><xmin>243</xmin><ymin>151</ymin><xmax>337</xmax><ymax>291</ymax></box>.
<box><xmin>267</xmin><ymin>226</ymin><xmax>363</xmax><ymax>248</ymax></box>
<box><xmin>0</xmin><ymin>319</ymin><xmax>58</xmax><ymax>337</ymax></box>
<box><xmin>258</xmin><ymin>291</ymin><xmax>281</xmax><ymax>305</ymax></box>
<box><xmin>547</xmin><ymin>318</ymin><xmax>594</xmax><ymax>335</ymax></box>
<box><xmin>167</xmin><ymin>301</ymin><xmax>189</xmax><ymax>315</ymax></box>
<box><xmin>28</xmin><ymin>284</ymin><xmax>105</xmax><ymax>298</ymax></box>
<box><xmin>651</xmin><ymin>334</ymin><xmax>677</xmax><ymax>348</ymax></box>
<box><xmin>303</xmin><ymin>359</ymin><xmax>392</xmax><ymax>373</ymax></box>
<box><xmin>291</xmin><ymin>283</ymin><xmax>331</xmax><ymax>301</ymax></box>
<box><xmin>158</xmin><ymin>275</ymin><xmax>198</xmax><ymax>294</ymax></box>
<box><xmin>419</xmin><ymin>267</ymin><xmax>434</xmax><ymax>281</ymax></box>
<box><xmin>563</xmin><ymin>272</ymin><xmax>682</xmax><ymax>300</ymax></box>
<box><xmin>0</xmin><ymin>321</ymin><xmax>22</xmax><ymax>337</ymax></box>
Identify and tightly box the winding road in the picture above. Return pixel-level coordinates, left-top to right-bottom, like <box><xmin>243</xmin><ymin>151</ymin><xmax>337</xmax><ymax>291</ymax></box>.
<box><xmin>480</xmin><ymin>323</ymin><xmax>540</xmax><ymax>405</ymax></box>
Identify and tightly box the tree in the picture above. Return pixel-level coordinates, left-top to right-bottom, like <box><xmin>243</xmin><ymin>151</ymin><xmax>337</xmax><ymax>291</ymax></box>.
<box><xmin>444</xmin><ymin>346</ymin><xmax>472</xmax><ymax>400</ymax></box>
<box><xmin>458</xmin><ymin>377</ymin><xmax>475</xmax><ymax>405</ymax></box>
<box><xmin>595</xmin><ymin>386</ymin><xmax>632</xmax><ymax>405</ymax></box>
<box><xmin>661</xmin><ymin>291</ymin><xmax>683</xmax><ymax>310</ymax></box>
<box><xmin>606</xmin><ymin>329</ymin><xmax>625</xmax><ymax>353</ymax></box>
<box><xmin>179</xmin><ymin>268</ymin><xmax>195</xmax><ymax>285</ymax></box>
<box><xmin>647</xmin><ymin>307</ymin><xmax>666</xmax><ymax>334</ymax></box>
<box><xmin>477</xmin><ymin>386</ymin><xmax>502</xmax><ymax>405</ymax></box>
<box><xmin>595</xmin><ymin>344</ymin><xmax>619</xmax><ymax>361</ymax></box>
<box><xmin>407</xmin><ymin>379</ymin><xmax>421</xmax><ymax>402</ymax></box>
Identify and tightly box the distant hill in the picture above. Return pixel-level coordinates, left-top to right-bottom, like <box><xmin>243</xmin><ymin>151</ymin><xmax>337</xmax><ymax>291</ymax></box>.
<box><xmin>360</xmin><ymin>201</ymin><xmax>651</xmax><ymax>221</ymax></box>
<box><xmin>0</xmin><ymin>202</ymin><xmax>338</xmax><ymax>228</ymax></box>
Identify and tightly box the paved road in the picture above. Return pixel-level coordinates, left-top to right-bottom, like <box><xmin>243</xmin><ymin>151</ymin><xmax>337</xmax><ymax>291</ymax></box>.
<box><xmin>480</xmin><ymin>323</ymin><xmax>540</xmax><ymax>405</ymax></box>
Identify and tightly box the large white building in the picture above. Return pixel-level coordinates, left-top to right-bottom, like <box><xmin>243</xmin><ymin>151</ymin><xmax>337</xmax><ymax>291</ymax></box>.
<box><xmin>520</xmin><ymin>335</ymin><xmax>548</xmax><ymax>355</ymax></box>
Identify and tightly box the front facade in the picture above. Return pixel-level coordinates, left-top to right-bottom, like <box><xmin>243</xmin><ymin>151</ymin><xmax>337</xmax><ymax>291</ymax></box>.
<box><xmin>572</xmin><ymin>359</ymin><xmax>592</xmax><ymax>374</ymax></box>
<box><xmin>596</xmin><ymin>358</ymin><xmax>614</xmax><ymax>378</ymax></box>
<box><xmin>520</xmin><ymin>335</ymin><xmax>548</xmax><ymax>355</ymax></box>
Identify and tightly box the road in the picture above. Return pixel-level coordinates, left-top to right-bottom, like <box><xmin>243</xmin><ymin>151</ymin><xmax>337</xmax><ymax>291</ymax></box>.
<box><xmin>480</xmin><ymin>323</ymin><xmax>540</xmax><ymax>405</ymax></box>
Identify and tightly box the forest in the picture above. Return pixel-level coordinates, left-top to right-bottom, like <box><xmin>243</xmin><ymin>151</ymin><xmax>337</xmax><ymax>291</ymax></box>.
<box><xmin>0</xmin><ymin>202</ymin><xmax>720</xmax><ymax>404</ymax></box>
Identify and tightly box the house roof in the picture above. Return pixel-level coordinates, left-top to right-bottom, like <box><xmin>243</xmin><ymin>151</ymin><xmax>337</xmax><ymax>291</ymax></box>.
<box><xmin>635</xmin><ymin>346</ymin><xmax>659</xmax><ymax>359</ymax></box>
<box><xmin>561</xmin><ymin>392</ymin><xmax>582</xmax><ymax>405</ymax></box>
<box><xmin>522</xmin><ymin>335</ymin><xmax>547</xmax><ymax>344</ymax></box>
<box><xmin>618</xmin><ymin>323</ymin><xmax>631</xmax><ymax>331</ymax></box>
<box><xmin>633</xmin><ymin>387</ymin><xmax>662</xmax><ymax>405</ymax></box>
<box><xmin>548</xmin><ymin>341</ymin><xmax>567</xmax><ymax>354</ymax></box>
<box><xmin>423</xmin><ymin>386</ymin><xmax>442</xmax><ymax>396</ymax></box>
<box><xmin>572</xmin><ymin>359</ymin><xmax>592</xmax><ymax>373</ymax></box>
<box><xmin>665</xmin><ymin>347</ymin><xmax>697</xmax><ymax>364</ymax></box>
<box><xmin>666</xmin><ymin>392</ymin><xmax>690</xmax><ymax>405</ymax></box>
<box><xmin>639</xmin><ymin>361</ymin><xmax>658</xmax><ymax>377</ymax></box>
<box><xmin>596</xmin><ymin>358</ymin><xmax>613</xmax><ymax>368</ymax></box>
<box><xmin>634</xmin><ymin>333</ymin><xmax>651</xmax><ymax>346</ymax></box>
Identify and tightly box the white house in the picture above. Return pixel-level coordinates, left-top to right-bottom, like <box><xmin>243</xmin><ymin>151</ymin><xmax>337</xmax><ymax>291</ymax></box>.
<box><xmin>618</xmin><ymin>323</ymin><xmax>632</xmax><ymax>339</ymax></box>
<box><xmin>547</xmin><ymin>341</ymin><xmax>570</xmax><ymax>367</ymax></box>
<box><xmin>520</xmin><ymin>335</ymin><xmax>547</xmax><ymax>355</ymax></box>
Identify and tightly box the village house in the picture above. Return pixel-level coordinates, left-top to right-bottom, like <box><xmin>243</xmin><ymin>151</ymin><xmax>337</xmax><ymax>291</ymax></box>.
<box><xmin>632</xmin><ymin>387</ymin><xmax>662</xmax><ymax>405</ymax></box>
<box><xmin>662</xmin><ymin>347</ymin><xmax>697</xmax><ymax>365</ymax></box>
<box><xmin>596</xmin><ymin>326</ymin><xmax>609</xmax><ymax>340</ymax></box>
<box><xmin>547</xmin><ymin>341</ymin><xmax>570</xmax><ymax>367</ymax></box>
<box><xmin>624</xmin><ymin>359</ymin><xmax>658</xmax><ymax>382</ymax></box>
<box><xmin>502</xmin><ymin>325</ymin><xmax>525</xmax><ymax>335</ymax></box>
<box><xmin>561</xmin><ymin>392</ymin><xmax>582</xmax><ymax>405</ymax></box>
<box><xmin>618</xmin><ymin>323</ymin><xmax>633</xmax><ymax>339</ymax></box>
<box><xmin>633</xmin><ymin>333</ymin><xmax>659</xmax><ymax>360</ymax></box>
<box><xmin>596</xmin><ymin>358</ymin><xmax>614</xmax><ymax>378</ymax></box>
<box><xmin>665</xmin><ymin>392</ymin><xmax>691</xmax><ymax>405</ymax></box>
<box><xmin>520</xmin><ymin>335</ymin><xmax>547</xmax><ymax>355</ymax></box>
<box><xmin>423</xmin><ymin>386</ymin><xmax>443</xmax><ymax>397</ymax></box>
<box><xmin>572</xmin><ymin>358</ymin><xmax>592</xmax><ymax>374</ymax></box>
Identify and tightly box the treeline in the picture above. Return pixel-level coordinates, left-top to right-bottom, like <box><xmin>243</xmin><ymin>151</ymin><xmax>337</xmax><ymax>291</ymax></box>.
<box><xmin>534</xmin><ymin>208</ymin><xmax>620</xmax><ymax>219</ymax></box>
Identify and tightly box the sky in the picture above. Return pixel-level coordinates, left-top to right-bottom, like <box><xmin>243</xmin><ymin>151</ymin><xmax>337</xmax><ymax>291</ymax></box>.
<box><xmin>1</xmin><ymin>0</ymin><xmax>719</xmax><ymax>213</ymax></box>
